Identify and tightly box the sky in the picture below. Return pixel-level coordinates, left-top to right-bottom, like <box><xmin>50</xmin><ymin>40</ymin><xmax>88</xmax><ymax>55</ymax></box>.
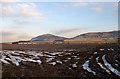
<box><xmin>0</xmin><ymin>1</ymin><xmax>119</xmax><ymax>42</ymax></box>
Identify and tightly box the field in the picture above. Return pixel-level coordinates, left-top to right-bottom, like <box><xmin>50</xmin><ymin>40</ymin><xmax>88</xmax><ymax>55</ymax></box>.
<box><xmin>0</xmin><ymin>43</ymin><xmax>120</xmax><ymax>78</ymax></box>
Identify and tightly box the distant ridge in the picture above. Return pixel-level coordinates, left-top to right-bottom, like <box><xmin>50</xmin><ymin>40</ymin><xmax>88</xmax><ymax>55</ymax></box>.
<box><xmin>65</xmin><ymin>31</ymin><xmax>119</xmax><ymax>43</ymax></box>
<box><xmin>30</xmin><ymin>34</ymin><xmax>67</xmax><ymax>41</ymax></box>
<box><xmin>72</xmin><ymin>31</ymin><xmax>118</xmax><ymax>39</ymax></box>
<box><xmin>30</xmin><ymin>31</ymin><xmax>119</xmax><ymax>43</ymax></box>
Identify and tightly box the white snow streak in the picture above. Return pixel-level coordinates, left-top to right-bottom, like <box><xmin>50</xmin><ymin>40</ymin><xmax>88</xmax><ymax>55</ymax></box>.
<box><xmin>82</xmin><ymin>56</ymin><xmax>96</xmax><ymax>75</ymax></box>
<box><xmin>96</xmin><ymin>57</ymin><xmax>111</xmax><ymax>74</ymax></box>
<box><xmin>102</xmin><ymin>55</ymin><xmax>120</xmax><ymax>77</ymax></box>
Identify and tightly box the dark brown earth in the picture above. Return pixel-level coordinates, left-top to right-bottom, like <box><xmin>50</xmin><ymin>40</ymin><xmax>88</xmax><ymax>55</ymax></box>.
<box><xmin>1</xmin><ymin>43</ymin><xmax>120</xmax><ymax>79</ymax></box>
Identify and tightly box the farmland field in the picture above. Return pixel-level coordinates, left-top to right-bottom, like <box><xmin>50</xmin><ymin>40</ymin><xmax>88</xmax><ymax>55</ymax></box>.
<box><xmin>0</xmin><ymin>43</ymin><xmax>120</xmax><ymax>78</ymax></box>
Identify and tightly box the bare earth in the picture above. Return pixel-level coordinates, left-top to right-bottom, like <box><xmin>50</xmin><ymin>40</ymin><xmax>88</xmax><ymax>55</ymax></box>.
<box><xmin>0</xmin><ymin>43</ymin><xmax>120</xmax><ymax>79</ymax></box>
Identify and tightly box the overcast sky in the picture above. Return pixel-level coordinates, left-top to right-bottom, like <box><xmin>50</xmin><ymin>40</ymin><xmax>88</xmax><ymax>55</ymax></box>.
<box><xmin>0</xmin><ymin>1</ymin><xmax>118</xmax><ymax>42</ymax></box>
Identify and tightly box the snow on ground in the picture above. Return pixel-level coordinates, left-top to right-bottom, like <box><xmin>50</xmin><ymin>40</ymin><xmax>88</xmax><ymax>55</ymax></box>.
<box><xmin>108</xmin><ymin>48</ymin><xmax>114</xmax><ymax>51</ymax></box>
<box><xmin>49</xmin><ymin>62</ymin><xmax>56</xmax><ymax>66</ymax></box>
<box><xmin>82</xmin><ymin>56</ymin><xmax>96</xmax><ymax>75</ymax></box>
<box><xmin>72</xmin><ymin>63</ymin><xmax>77</xmax><ymax>68</ymax></box>
<box><xmin>100</xmin><ymin>49</ymin><xmax>104</xmax><ymax>51</ymax></box>
<box><xmin>56</xmin><ymin>60</ymin><xmax>62</xmax><ymax>64</ymax></box>
<box><xmin>63</xmin><ymin>49</ymin><xmax>76</xmax><ymax>52</ymax></box>
<box><xmin>25</xmin><ymin>58</ymin><xmax>42</xmax><ymax>64</ymax></box>
<box><xmin>0</xmin><ymin>59</ymin><xmax>10</xmax><ymax>64</ymax></box>
<box><xmin>64</xmin><ymin>53</ymin><xmax>71</xmax><ymax>55</ymax></box>
<box><xmin>94</xmin><ymin>52</ymin><xmax>98</xmax><ymax>54</ymax></box>
<box><xmin>44</xmin><ymin>54</ymin><xmax>55</xmax><ymax>58</ymax></box>
<box><xmin>0</xmin><ymin>50</ymin><xmax>66</xmax><ymax>66</ymax></box>
<box><xmin>63</xmin><ymin>60</ymin><xmax>68</xmax><ymax>62</ymax></box>
<box><xmin>8</xmin><ymin>55</ymin><xmax>20</xmax><ymax>66</ymax></box>
<box><xmin>46</xmin><ymin>57</ymin><xmax>55</xmax><ymax>62</ymax></box>
<box><xmin>0</xmin><ymin>55</ymin><xmax>10</xmax><ymax>64</ymax></box>
<box><xmin>67</xmin><ymin>58</ymin><xmax>71</xmax><ymax>60</ymax></box>
<box><xmin>49</xmin><ymin>52</ymin><xmax>63</xmax><ymax>56</ymax></box>
<box><xmin>96</xmin><ymin>57</ymin><xmax>111</xmax><ymax>74</ymax></box>
<box><xmin>115</xmin><ymin>64</ymin><xmax>118</xmax><ymax>67</ymax></box>
<box><xmin>102</xmin><ymin>55</ymin><xmax>120</xmax><ymax>77</ymax></box>
<box><xmin>0</xmin><ymin>49</ymin><xmax>119</xmax><ymax>77</ymax></box>
<box><xmin>0</xmin><ymin>51</ymin><xmax>43</xmax><ymax>66</ymax></box>
<box><xmin>72</xmin><ymin>56</ymin><xmax>77</xmax><ymax>58</ymax></box>
<box><xmin>115</xmin><ymin>60</ymin><xmax>119</xmax><ymax>63</ymax></box>
<box><xmin>58</xmin><ymin>54</ymin><xmax>63</xmax><ymax>57</ymax></box>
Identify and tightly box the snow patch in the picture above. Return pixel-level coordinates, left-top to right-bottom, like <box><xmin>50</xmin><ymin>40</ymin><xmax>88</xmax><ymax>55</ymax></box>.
<box><xmin>96</xmin><ymin>57</ymin><xmax>111</xmax><ymax>74</ymax></box>
<box><xmin>72</xmin><ymin>63</ymin><xmax>77</xmax><ymax>67</ymax></box>
<box><xmin>49</xmin><ymin>62</ymin><xmax>56</xmax><ymax>66</ymax></box>
<box><xmin>63</xmin><ymin>60</ymin><xmax>68</xmax><ymax>62</ymax></box>
<box><xmin>46</xmin><ymin>57</ymin><xmax>55</xmax><ymax>62</ymax></box>
<box><xmin>56</xmin><ymin>60</ymin><xmax>62</xmax><ymax>64</ymax></box>
<box><xmin>94</xmin><ymin>52</ymin><xmax>98</xmax><ymax>54</ymax></box>
<box><xmin>82</xmin><ymin>56</ymin><xmax>96</xmax><ymax>75</ymax></box>
<box><xmin>100</xmin><ymin>49</ymin><xmax>104</xmax><ymax>51</ymax></box>
<box><xmin>102</xmin><ymin>55</ymin><xmax>120</xmax><ymax>77</ymax></box>
<box><xmin>0</xmin><ymin>59</ymin><xmax>10</xmax><ymax>64</ymax></box>
<box><xmin>50</xmin><ymin>52</ymin><xmax>63</xmax><ymax>55</ymax></box>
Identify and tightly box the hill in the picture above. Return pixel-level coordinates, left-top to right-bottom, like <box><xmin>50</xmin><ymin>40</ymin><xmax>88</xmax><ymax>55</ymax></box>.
<box><xmin>28</xmin><ymin>31</ymin><xmax>119</xmax><ymax>43</ymax></box>
<box><xmin>30</xmin><ymin>34</ymin><xmax>67</xmax><ymax>41</ymax></box>
<box><xmin>66</xmin><ymin>31</ymin><xmax>119</xmax><ymax>43</ymax></box>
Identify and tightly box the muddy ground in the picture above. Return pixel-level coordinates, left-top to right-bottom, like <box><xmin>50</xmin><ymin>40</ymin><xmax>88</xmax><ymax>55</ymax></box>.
<box><xmin>0</xmin><ymin>43</ymin><xmax>120</xmax><ymax>79</ymax></box>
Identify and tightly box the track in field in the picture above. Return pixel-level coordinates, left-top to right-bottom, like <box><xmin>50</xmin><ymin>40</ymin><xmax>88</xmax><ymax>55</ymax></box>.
<box><xmin>0</xmin><ymin>45</ymin><xmax>120</xmax><ymax>78</ymax></box>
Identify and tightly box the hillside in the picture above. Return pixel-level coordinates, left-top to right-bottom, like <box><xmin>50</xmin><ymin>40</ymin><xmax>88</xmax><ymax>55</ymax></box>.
<box><xmin>29</xmin><ymin>31</ymin><xmax>119</xmax><ymax>43</ymax></box>
<box><xmin>65</xmin><ymin>31</ymin><xmax>119</xmax><ymax>43</ymax></box>
<box><xmin>30</xmin><ymin>34</ymin><xmax>67</xmax><ymax>41</ymax></box>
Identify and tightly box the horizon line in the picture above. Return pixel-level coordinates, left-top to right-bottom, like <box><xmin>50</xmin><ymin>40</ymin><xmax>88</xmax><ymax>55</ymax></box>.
<box><xmin>1</xmin><ymin>30</ymin><xmax>119</xmax><ymax>43</ymax></box>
